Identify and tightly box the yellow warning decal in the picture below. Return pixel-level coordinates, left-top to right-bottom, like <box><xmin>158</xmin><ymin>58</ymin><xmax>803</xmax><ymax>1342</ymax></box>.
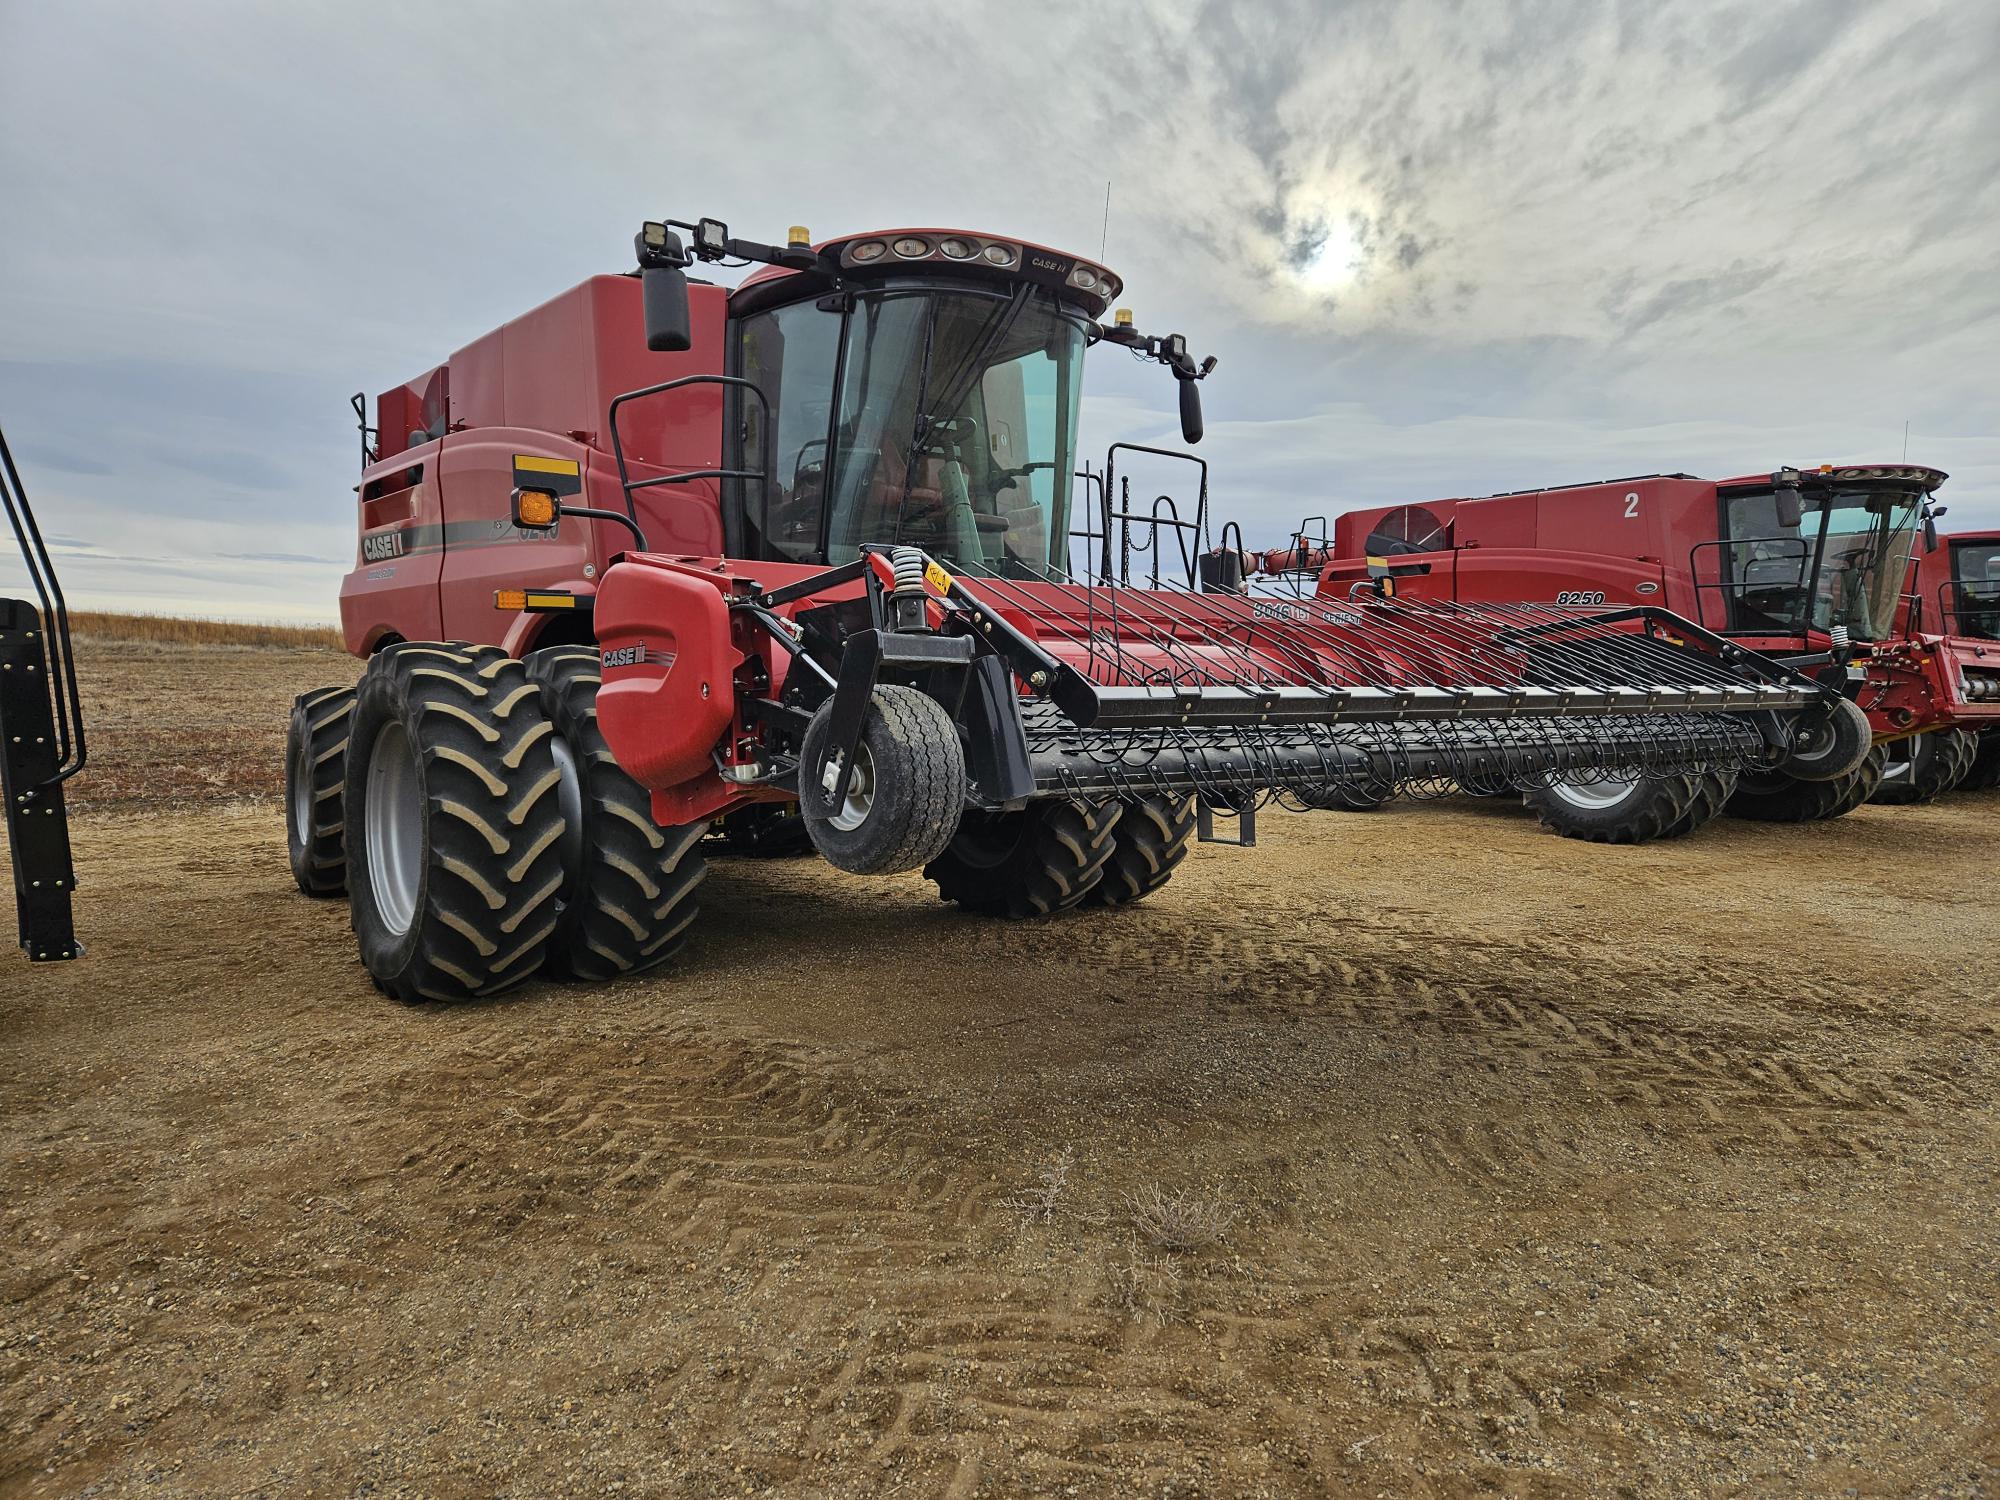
<box><xmin>514</xmin><ymin>454</ymin><xmax>581</xmax><ymax>476</ymax></box>
<box><xmin>924</xmin><ymin>561</ymin><xmax>954</xmax><ymax>595</ymax></box>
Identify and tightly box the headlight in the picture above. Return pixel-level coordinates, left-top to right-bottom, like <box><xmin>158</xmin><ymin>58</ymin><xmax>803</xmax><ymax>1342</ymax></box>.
<box><xmin>1069</xmin><ymin>265</ymin><xmax>1100</xmax><ymax>289</ymax></box>
<box><xmin>849</xmin><ymin>240</ymin><xmax>887</xmax><ymax>263</ymax></box>
<box><xmin>1095</xmin><ymin>277</ymin><xmax>1117</xmax><ymax>298</ymax></box>
<box><xmin>937</xmin><ymin>237</ymin><xmax>974</xmax><ymax>259</ymax></box>
<box><xmin>982</xmin><ymin>243</ymin><xmax>1016</xmax><ymax>267</ymax></box>
<box><xmin>892</xmin><ymin>236</ymin><xmax>930</xmax><ymax>258</ymax></box>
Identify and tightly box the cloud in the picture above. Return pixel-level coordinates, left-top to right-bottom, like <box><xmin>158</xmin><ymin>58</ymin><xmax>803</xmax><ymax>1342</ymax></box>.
<box><xmin>1</xmin><ymin>0</ymin><xmax>1995</xmax><ymax>629</ymax></box>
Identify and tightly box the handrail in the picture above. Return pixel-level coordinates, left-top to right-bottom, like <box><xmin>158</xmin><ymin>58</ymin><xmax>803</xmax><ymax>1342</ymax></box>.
<box><xmin>1686</xmin><ymin>535</ymin><xmax>1812</xmax><ymax>634</ymax></box>
<box><xmin>1098</xmin><ymin>443</ymin><xmax>1210</xmax><ymax>587</ymax></box>
<box><xmin>1067</xmin><ymin>466</ymin><xmax>1107</xmax><ymax>583</ymax></box>
<box><xmin>607</xmin><ymin>374</ymin><xmax>774</xmax><ymax>530</ymax></box>
<box><xmin>0</xmin><ymin>425</ymin><xmax>84</xmax><ymax>782</ymax></box>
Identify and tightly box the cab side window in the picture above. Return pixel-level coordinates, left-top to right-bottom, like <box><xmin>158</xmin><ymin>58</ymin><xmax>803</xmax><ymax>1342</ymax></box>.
<box><xmin>736</xmin><ymin>300</ymin><xmax>841</xmax><ymax>562</ymax></box>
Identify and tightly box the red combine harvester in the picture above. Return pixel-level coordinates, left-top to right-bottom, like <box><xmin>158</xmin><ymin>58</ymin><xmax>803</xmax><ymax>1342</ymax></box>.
<box><xmin>1880</xmin><ymin>526</ymin><xmax>2000</xmax><ymax>798</ymax></box>
<box><xmin>288</xmin><ymin>214</ymin><xmax>1850</xmax><ymax>1001</ymax></box>
<box><xmin>1233</xmin><ymin>464</ymin><xmax>1972</xmax><ymax>841</ymax></box>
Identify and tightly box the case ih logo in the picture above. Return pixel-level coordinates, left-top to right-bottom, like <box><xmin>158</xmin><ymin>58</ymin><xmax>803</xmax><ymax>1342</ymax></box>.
<box><xmin>362</xmin><ymin>531</ymin><xmax>405</xmax><ymax>562</ymax></box>
<box><xmin>601</xmin><ymin>644</ymin><xmax>676</xmax><ymax>670</ymax></box>
<box><xmin>1029</xmin><ymin>253</ymin><xmax>1068</xmax><ymax>274</ymax></box>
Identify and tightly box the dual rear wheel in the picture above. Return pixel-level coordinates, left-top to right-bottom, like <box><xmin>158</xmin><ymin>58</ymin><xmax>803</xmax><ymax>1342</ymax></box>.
<box><xmin>283</xmin><ymin>644</ymin><xmax>706</xmax><ymax>1001</ymax></box>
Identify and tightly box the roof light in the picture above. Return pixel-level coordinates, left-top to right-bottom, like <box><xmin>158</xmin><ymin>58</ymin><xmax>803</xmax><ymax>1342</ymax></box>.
<box><xmin>849</xmin><ymin>240</ymin><xmax>886</xmax><ymax>263</ymax></box>
<box><xmin>892</xmin><ymin>236</ymin><xmax>930</xmax><ymax>258</ymax></box>
<box><xmin>937</xmin><ymin>237</ymin><xmax>974</xmax><ymax>259</ymax></box>
<box><xmin>981</xmin><ymin>243</ymin><xmax>1016</xmax><ymax>267</ymax></box>
<box><xmin>1095</xmin><ymin>277</ymin><xmax>1117</xmax><ymax>298</ymax></box>
<box><xmin>1115</xmin><ymin>307</ymin><xmax>1134</xmax><ymax>327</ymax></box>
<box><xmin>1068</xmin><ymin>265</ymin><xmax>1100</xmax><ymax>289</ymax></box>
<box><xmin>788</xmin><ymin>225</ymin><xmax>811</xmax><ymax>248</ymax></box>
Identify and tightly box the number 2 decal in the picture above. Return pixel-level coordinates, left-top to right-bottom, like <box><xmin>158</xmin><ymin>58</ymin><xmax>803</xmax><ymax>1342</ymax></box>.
<box><xmin>1624</xmin><ymin>492</ymin><xmax>1640</xmax><ymax>519</ymax></box>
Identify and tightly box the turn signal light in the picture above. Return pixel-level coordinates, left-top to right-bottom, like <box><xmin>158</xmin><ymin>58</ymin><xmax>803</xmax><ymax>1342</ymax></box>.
<box><xmin>513</xmin><ymin>487</ymin><xmax>558</xmax><ymax>528</ymax></box>
<box><xmin>495</xmin><ymin>589</ymin><xmax>527</xmax><ymax>612</ymax></box>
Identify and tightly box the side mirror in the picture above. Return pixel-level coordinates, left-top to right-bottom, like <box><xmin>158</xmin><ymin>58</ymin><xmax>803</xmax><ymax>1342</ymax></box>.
<box><xmin>1924</xmin><ymin>514</ymin><xmax>1939</xmax><ymax>553</ymax></box>
<box><xmin>1773</xmin><ymin>482</ymin><xmax>1803</xmax><ymax>530</ymax></box>
<box><xmin>642</xmin><ymin>265</ymin><xmax>693</xmax><ymax>353</ymax></box>
<box><xmin>1178</xmin><ymin>377</ymin><xmax>1204</xmax><ymax>446</ymax></box>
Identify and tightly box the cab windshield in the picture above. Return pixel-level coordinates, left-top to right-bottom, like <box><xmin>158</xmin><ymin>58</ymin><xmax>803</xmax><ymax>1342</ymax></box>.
<box><xmin>735</xmin><ymin>285</ymin><xmax>1086</xmax><ymax>575</ymax></box>
<box><xmin>1718</xmin><ymin>485</ymin><xmax>1923</xmax><ymax>641</ymax></box>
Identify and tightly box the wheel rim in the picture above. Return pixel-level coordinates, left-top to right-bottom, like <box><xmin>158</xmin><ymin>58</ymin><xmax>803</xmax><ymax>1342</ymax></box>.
<box><xmin>365</xmin><ymin>721</ymin><xmax>423</xmax><ymax>937</ymax></box>
<box><xmin>289</xmin><ymin>737</ymin><xmax>313</xmax><ymax>846</ymax></box>
<box><xmin>1879</xmin><ymin>735</ymin><xmax>1922</xmax><ymax>784</ymax></box>
<box><xmin>549</xmin><ymin>733</ymin><xmax>585</xmax><ymax>904</ymax></box>
<box><xmin>826</xmin><ymin>741</ymin><xmax>876</xmax><ymax>832</ymax></box>
<box><xmin>1544</xmin><ymin>774</ymin><xmax>1640</xmax><ymax>812</ymax></box>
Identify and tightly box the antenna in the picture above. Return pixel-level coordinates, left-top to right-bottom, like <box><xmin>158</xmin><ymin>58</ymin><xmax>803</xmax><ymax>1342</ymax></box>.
<box><xmin>1902</xmin><ymin>420</ymin><xmax>1909</xmax><ymax>462</ymax></box>
<box><xmin>1100</xmin><ymin>181</ymin><xmax>1112</xmax><ymax>262</ymax></box>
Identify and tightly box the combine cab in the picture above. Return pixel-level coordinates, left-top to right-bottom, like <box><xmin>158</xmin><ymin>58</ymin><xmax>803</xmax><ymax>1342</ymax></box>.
<box><xmin>0</xmin><ymin>427</ymin><xmax>85</xmax><ymax>962</ymax></box>
<box><xmin>1238</xmin><ymin>465</ymin><xmax>1972</xmax><ymax>840</ymax></box>
<box><xmin>291</xmin><ymin>215</ymin><xmax>1843</xmax><ymax>1001</ymax></box>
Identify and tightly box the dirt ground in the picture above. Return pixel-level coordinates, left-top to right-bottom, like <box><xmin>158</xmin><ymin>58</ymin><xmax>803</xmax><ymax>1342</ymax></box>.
<box><xmin>2</xmin><ymin>637</ymin><xmax>1997</xmax><ymax>1498</ymax></box>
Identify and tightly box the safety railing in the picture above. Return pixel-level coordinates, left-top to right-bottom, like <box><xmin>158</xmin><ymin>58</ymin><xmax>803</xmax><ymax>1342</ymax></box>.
<box><xmin>607</xmin><ymin>374</ymin><xmax>773</xmax><ymax>530</ymax></box>
<box><xmin>1686</xmin><ymin>536</ymin><xmax>1813</xmax><ymax>634</ymax></box>
<box><xmin>1096</xmin><ymin>443</ymin><xmax>1210</xmax><ymax>588</ymax></box>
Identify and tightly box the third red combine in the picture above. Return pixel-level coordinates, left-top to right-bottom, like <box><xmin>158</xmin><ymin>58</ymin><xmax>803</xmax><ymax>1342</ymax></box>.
<box><xmin>1235</xmin><ymin>464</ymin><xmax>1989</xmax><ymax>840</ymax></box>
<box><xmin>1875</xmin><ymin>525</ymin><xmax>2000</xmax><ymax>799</ymax></box>
<box><xmin>289</xmin><ymin>213</ymin><xmax>1854</xmax><ymax>1001</ymax></box>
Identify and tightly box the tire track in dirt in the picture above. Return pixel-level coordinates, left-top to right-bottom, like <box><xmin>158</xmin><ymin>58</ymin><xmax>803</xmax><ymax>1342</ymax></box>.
<box><xmin>1126</xmin><ymin>908</ymin><xmax>1991</xmax><ymax>1167</ymax></box>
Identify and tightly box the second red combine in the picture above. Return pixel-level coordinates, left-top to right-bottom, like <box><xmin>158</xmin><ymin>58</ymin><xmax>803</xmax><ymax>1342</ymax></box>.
<box><xmin>1236</xmin><ymin>464</ymin><xmax>1991</xmax><ymax>840</ymax></box>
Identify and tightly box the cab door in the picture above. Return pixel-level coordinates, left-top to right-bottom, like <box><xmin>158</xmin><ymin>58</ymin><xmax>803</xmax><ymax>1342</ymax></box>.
<box><xmin>435</xmin><ymin>432</ymin><xmax>594</xmax><ymax>641</ymax></box>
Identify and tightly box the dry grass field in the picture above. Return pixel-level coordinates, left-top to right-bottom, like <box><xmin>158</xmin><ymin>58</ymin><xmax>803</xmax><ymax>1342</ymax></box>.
<box><xmin>1</xmin><ymin>623</ymin><xmax>1996</xmax><ymax>1497</ymax></box>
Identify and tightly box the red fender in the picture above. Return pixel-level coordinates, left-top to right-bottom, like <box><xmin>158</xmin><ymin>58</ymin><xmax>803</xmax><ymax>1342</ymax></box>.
<box><xmin>593</xmin><ymin>557</ymin><xmax>737</xmax><ymax>792</ymax></box>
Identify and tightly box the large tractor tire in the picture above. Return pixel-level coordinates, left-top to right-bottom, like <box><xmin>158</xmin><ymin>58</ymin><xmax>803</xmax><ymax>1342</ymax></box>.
<box><xmin>713</xmin><ymin>803</ymin><xmax>815</xmax><ymax>857</ymax></box>
<box><xmin>799</xmin><ymin>685</ymin><xmax>965</xmax><ymax>875</ymax></box>
<box><xmin>1872</xmin><ymin>729</ymin><xmax>1979</xmax><ymax>805</ymax></box>
<box><xmin>1086</xmin><ymin>795</ymin><xmax>1194</xmax><ymax>907</ymax></box>
<box><xmin>927</xmin><ymin>799</ymin><xmax>1121</xmax><ymax>919</ymax></box>
<box><xmin>1962</xmin><ymin>732</ymin><xmax>2000</xmax><ymax>792</ymax></box>
<box><xmin>1661</xmin><ymin>769</ymin><xmax>1737</xmax><ymax>839</ymax></box>
<box><xmin>525</xmin><ymin>646</ymin><xmax>708</xmax><ymax>982</ymax></box>
<box><xmin>344</xmin><ymin>644</ymin><xmax>566</xmax><ymax>1003</ymax></box>
<box><xmin>1525</xmin><ymin>772</ymin><xmax>1698</xmax><ymax>845</ymax></box>
<box><xmin>1727</xmin><ymin>747</ymin><xmax>1886</xmax><ymax>823</ymax></box>
<box><xmin>285</xmin><ymin>684</ymin><xmax>356</xmax><ymax>896</ymax></box>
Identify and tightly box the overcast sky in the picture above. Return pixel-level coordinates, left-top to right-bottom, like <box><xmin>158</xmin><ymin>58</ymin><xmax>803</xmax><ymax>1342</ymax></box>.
<box><xmin>3</xmin><ymin>0</ymin><xmax>1996</xmax><ymax>619</ymax></box>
